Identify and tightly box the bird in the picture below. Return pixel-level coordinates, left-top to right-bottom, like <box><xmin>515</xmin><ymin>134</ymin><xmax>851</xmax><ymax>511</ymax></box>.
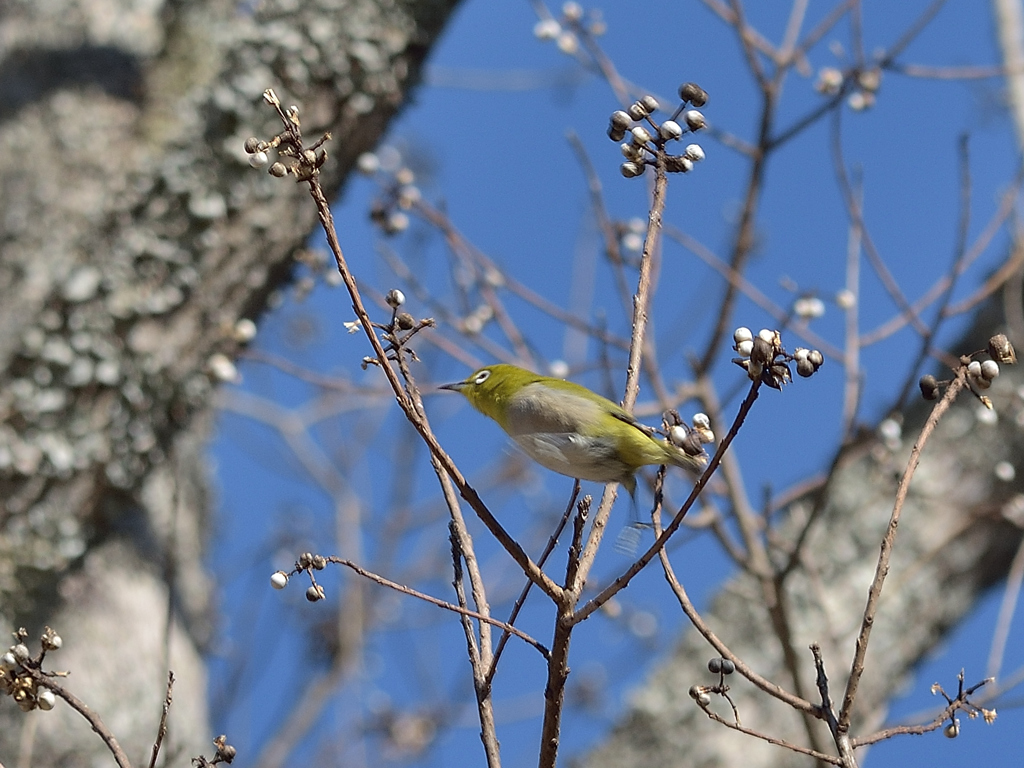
<box><xmin>441</xmin><ymin>364</ymin><xmax>707</xmax><ymax>495</ymax></box>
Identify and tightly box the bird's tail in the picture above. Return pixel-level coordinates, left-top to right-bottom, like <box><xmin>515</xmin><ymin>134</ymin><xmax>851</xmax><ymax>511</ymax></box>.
<box><xmin>662</xmin><ymin>437</ymin><xmax>708</xmax><ymax>474</ymax></box>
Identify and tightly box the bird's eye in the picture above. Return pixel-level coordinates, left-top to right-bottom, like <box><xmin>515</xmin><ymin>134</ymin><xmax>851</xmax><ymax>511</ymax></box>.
<box><xmin>474</xmin><ymin>369</ymin><xmax>491</xmax><ymax>385</ymax></box>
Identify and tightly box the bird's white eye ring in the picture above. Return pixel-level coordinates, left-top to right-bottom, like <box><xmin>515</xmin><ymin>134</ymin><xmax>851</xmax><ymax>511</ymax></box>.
<box><xmin>474</xmin><ymin>369</ymin><xmax>491</xmax><ymax>384</ymax></box>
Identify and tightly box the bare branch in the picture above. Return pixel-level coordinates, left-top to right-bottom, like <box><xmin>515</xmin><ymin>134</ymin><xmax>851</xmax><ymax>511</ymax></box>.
<box><xmin>837</xmin><ymin>366</ymin><xmax>969</xmax><ymax>732</ymax></box>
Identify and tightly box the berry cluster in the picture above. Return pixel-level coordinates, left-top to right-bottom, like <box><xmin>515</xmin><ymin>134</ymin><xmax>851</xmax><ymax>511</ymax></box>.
<box><xmin>666</xmin><ymin>411</ymin><xmax>714</xmax><ymax>460</ymax></box>
<box><xmin>608</xmin><ymin>83</ymin><xmax>708</xmax><ymax>179</ymax></box>
<box><xmin>243</xmin><ymin>89</ymin><xmax>329</xmax><ymax>182</ymax></box>
<box><xmin>0</xmin><ymin>627</ymin><xmax>62</xmax><ymax>712</ymax></box>
<box><xmin>689</xmin><ymin>656</ymin><xmax>737</xmax><ymax>709</ymax></box>
<box><xmin>919</xmin><ymin>333</ymin><xmax>1017</xmax><ymax>404</ymax></box>
<box><xmin>272</xmin><ymin>551</ymin><xmax>329</xmax><ymax>603</ymax></box>
<box><xmin>732</xmin><ymin>327</ymin><xmax>823</xmax><ymax>389</ymax></box>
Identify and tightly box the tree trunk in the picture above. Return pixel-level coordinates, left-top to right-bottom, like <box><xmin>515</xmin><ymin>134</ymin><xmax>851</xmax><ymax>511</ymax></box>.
<box><xmin>0</xmin><ymin>0</ymin><xmax>461</xmax><ymax>764</ymax></box>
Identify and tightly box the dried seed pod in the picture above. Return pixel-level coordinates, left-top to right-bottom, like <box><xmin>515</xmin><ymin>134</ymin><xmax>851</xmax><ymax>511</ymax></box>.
<box><xmin>664</xmin><ymin>155</ymin><xmax>694</xmax><ymax>173</ymax></box>
<box><xmin>41</xmin><ymin>627</ymin><xmax>61</xmax><ymax>651</ymax></box>
<box><xmin>620</xmin><ymin>161</ymin><xmax>645</xmax><ymax>178</ymax></box>
<box><xmin>678</xmin><ymin>82</ymin><xmax>708</xmax><ymax>107</ymax></box>
<box><xmin>684</xmin><ymin>143</ymin><xmax>705</xmax><ymax>162</ymax></box>
<box><xmin>767</xmin><ymin>362</ymin><xmax>792</xmax><ymax>389</ymax></box>
<box><xmin>683</xmin><ymin>109</ymin><xmax>706</xmax><ymax>131</ymax></box>
<box><xmin>796</xmin><ymin>358</ymin><xmax>816</xmax><ymax>378</ymax></box>
<box><xmin>214</xmin><ymin>735</ymin><xmax>237</xmax><ymax>763</ymax></box>
<box><xmin>37</xmin><ymin>689</ymin><xmax>56</xmax><ymax>711</ymax></box>
<box><xmin>608</xmin><ymin>110</ymin><xmax>631</xmax><ymax>141</ymax></box>
<box><xmin>305</xmin><ymin>585</ymin><xmax>325</xmax><ymax>602</ymax></box>
<box><xmin>631</xmin><ymin>126</ymin><xmax>652</xmax><ymax>145</ymax></box>
<box><xmin>621</xmin><ymin>143</ymin><xmax>643</xmax><ymax>161</ymax></box>
<box><xmin>989</xmin><ymin>334</ymin><xmax>1016</xmax><ymax>364</ymax></box>
<box><xmin>674</xmin><ymin>428</ymin><xmax>705</xmax><ymax>457</ymax></box>
<box><xmin>659</xmin><ymin>120</ymin><xmax>683</xmax><ymax>141</ymax></box>
<box><xmin>688</xmin><ymin>685</ymin><xmax>712</xmax><ymax>707</ymax></box>
<box><xmin>919</xmin><ymin>374</ymin><xmax>939</xmax><ymax>400</ymax></box>
<box><xmin>749</xmin><ymin>336</ymin><xmax>774</xmax><ymax>369</ymax></box>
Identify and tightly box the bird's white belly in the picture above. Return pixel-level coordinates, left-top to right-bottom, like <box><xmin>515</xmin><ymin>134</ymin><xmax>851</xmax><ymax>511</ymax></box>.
<box><xmin>511</xmin><ymin>432</ymin><xmax>628</xmax><ymax>484</ymax></box>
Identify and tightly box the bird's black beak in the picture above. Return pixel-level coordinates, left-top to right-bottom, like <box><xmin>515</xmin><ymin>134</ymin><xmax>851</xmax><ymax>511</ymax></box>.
<box><xmin>439</xmin><ymin>380</ymin><xmax>466</xmax><ymax>392</ymax></box>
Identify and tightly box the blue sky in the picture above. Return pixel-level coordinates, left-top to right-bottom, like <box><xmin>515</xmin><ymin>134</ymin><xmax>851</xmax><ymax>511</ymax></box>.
<box><xmin>211</xmin><ymin>1</ymin><xmax>1023</xmax><ymax>765</ymax></box>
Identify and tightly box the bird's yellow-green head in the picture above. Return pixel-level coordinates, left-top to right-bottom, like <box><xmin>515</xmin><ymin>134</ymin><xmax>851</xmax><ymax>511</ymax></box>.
<box><xmin>440</xmin><ymin>364</ymin><xmax>537</xmax><ymax>430</ymax></box>
<box><xmin>441</xmin><ymin>364</ymin><xmax>707</xmax><ymax>494</ymax></box>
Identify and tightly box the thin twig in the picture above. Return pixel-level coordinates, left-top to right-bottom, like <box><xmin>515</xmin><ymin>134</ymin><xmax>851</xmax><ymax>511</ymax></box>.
<box><xmin>890</xmin><ymin>135</ymin><xmax>972</xmax><ymax>410</ymax></box>
<box><xmin>700</xmin><ymin>0</ymin><xmax>782</xmax><ymax>63</ymax></box>
<box><xmin>830</xmin><ymin>108</ymin><xmax>930</xmax><ymax>339</ymax></box>
<box><xmin>448</xmin><ymin>525</ymin><xmax>502</xmax><ymax>768</ymax></box>
<box><xmin>811</xmin><ymin>644</ymin><xmax>857</xmax><ymax>767</ymax></box>
<box><xmin>325</xmin><ymin>555</ymin><xmax>548</xmax><ymax>658</ymax></box>
<box><xmin>987</xmin><ymin>534</ymin><xmax>1024</xmax><ymax>680</ymax></box>
<box><xmin>859</xmin><ymin>165</ymin><xmax>1024</xmax><ymax>344</ymax></box>
<box><xmin>728</xmin><ymin>0</ymin><xmax>769</xmax><ymax>88</ymax></box>
<box><xmin>393</xmin><ymin>328</ymin><xmax>500</xmax><ymax>670</ymax></box>
<box><xmin>698</xmin><ymin>91</ymin><xmax>772</xmax><ymax>374</ymax></box>
<box><xmin>943</xmin><ymin>242</ymin><xmax>1024</xmax><ymax>317</ymax></box>
<box><xmin>656</xmin><ymin>521</ymin><xmax>818</xmax><ymax>715</ymax></box>
<box><xmin>537</xmin><ymin>117</ymin><xmax>677</xmax><ymax>768</ymax></box>
<box><xmin>566</xmin><ymin>131</ymin><xmax>637</xmax><ymax>325</ymax></box>
<box><xmin>840</xmin><ymin>176</ymin><xmax>863</xmax><ymax>439</ymax></box>
<box><xmin>240</xmin><ymin>348</ymin><xmax>394</xmax><ymax>393</ymax></box>
<box><xmin>665</xmin><ymin>225</ymin><xmax>842</xmax><ymax>361</ymax></box>
<box><xmin>147</xmin><ymin>672</ymin><xmax>174</xmax><ymax>768</ymax></box>
<box><xmin>21</xmin><ymin>670</ymin><xmax>133</xmax><ymax>768</ymax></box>
<box><xmin>890</xmin><ymin>62</ymin><xmax>1011</xmax><ymax>79</ymax></box>
<box><xmin>574</xmin><ymin>150</ymin><xmax>672</xmax><ymax>595</ymax></box>
<box><xmin>766</xmin><ymin>2</ymin><xmax>945</xmax><ymax>152</ymax></box>
<box><xmin>411</xmin><ymin>198</ymin><xmax>631</xmax><ymax>352</ymax></box>
<box><xmin>694</xmin><ymin>704</ymin><xmax>843</xmax><ymax>765</ymax></box>
<box><xmin>792</xmin><ymin>0</ymin><xmax>857</xmax><ymax>62</ymax></box>
<box><xmin>483</xmin><ymin>482</ymin><xmax>581</xmax><ymax>689</ymax></box>
<box><xmin>703</xmin><ymin>375</ymin><xmax>827</xmax><ymax>755</ymax></box>
<box><xmin>878</xmin><ymin>0</ymin><xmax>949</xmax><ymax>65</ymax></box>
<box><xmin>306</xmin><ymin>172</ymin><xmax>563</xmax><ymax>601</ymax></box>
<box><xmin>851</xmin><ymin>673</ymin><xmax>993</xmax><ymax>747</ymax></box>
<box><xmin>837</xmin><ymin>365</ymin><xmax>969</xmax><ymax>732</ymax></box>
<box><xmin>778</xmin><ymin>0</ymin><xmax>810</xmax><ymax>64</ymax></box>
<box><xmin>851</xmin><ymin>710</ymin><xmax>954</xmax><ymax>746</ymax></box>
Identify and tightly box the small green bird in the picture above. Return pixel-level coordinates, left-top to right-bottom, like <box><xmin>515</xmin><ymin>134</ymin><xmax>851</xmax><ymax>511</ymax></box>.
<box><xmin>441</xmin><ymin>364</ymin><xmax>707</xmax><ymax>495</ymax></box>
